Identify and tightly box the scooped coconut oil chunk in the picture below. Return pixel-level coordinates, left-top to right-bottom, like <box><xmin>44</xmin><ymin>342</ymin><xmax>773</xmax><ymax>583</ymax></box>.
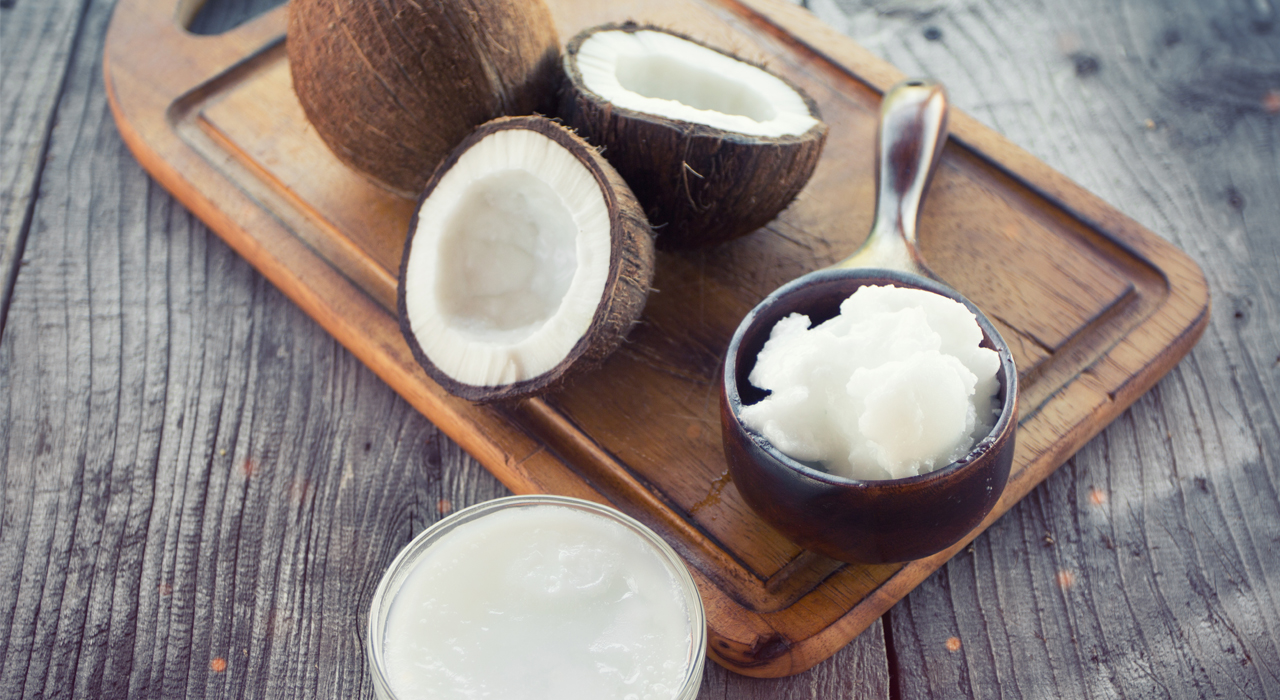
<box><xmin>739</xmin><ymin>285</ymin><xmax>1001</xmax><ymax>481</ymax></box>
<box><xmin>382</xmin><ymin>506</ymin><xmax>693</xmax><ymax>700</ymax></box>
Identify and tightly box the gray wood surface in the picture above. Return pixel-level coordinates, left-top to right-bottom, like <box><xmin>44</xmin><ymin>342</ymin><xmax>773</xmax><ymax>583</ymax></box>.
<box><xmin>0</xmin><ymin>0</ymin><xmax>1276</xmax><ymax>698</ymax></box>
<box><xmin>0</xmin><ymin>0</ymin><xmax>87</xmax><ymax>335</ymax></box>
<box><xmin>803</xmin><ymin>1</ymin><xmax>1280</xmax><ymax>697</ymax></box>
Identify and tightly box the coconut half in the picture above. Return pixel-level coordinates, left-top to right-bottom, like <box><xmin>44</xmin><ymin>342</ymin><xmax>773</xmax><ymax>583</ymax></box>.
<box><xmin>288</xmin><ymin>0</ymin><xmax>560</xmax><ymax>197</ymax></box>
<box><xmin>398</xmin><ymin>116</ymin><xmax>655</xmax><ymax>403</ymax></box>
<box><xmin>560</xmin><ymin>24</ymin><xmax>828</xmax><ymax>249</ymax></box>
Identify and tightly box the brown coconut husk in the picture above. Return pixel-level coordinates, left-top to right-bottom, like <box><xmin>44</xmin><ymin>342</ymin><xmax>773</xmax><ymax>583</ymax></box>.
<box><xmin>397</xmin><ymin>116</ymin><xmax>656</xmax><ymax>403</ymax></box>
<box><xmin>560</xmin><ymin>23</ymin><xmax>828</xmax><ymax>250</ymax></box>
<box><xmin>288</xmin><ymin>0</ymin><xmax>560</xmax><ymax>197</ymax></box>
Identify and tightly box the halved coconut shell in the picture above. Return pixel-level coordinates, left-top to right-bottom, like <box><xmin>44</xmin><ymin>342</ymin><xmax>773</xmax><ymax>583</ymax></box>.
<box><xmin>398</xmin><ymin>116</ymin><xmax>656</xmax><ymax>403</ymax></box>
<box><xmin>560</xmin><ymin>23</ymin><xmax>828</xmax><ymax>249</ymax></box>
<box><xmin>288</xmin><ymin>0</ymin><xmax>560</xmax><ymax>197</ymax></box>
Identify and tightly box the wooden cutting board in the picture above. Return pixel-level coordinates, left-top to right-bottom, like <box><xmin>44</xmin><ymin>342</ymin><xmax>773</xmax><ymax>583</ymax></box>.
<box><xmin>103</xmin><ymin>0</ymin><xmax>1209</xmax><ymax>678</ymax></box>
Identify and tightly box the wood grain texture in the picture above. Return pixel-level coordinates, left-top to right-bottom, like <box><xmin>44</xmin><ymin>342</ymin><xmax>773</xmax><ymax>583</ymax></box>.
<box><xmin>0</xmin><ymin>0</ymin><xmax>885</xmax><ymax>695</ymax></box>
<box><xmin>0</xmin><ymin>1</ymin><xmax>889</xmax><ymax>692</ymax></box>
<box><xmin>96</xmin><ymin>0</ymin><xmax>1207</xmax><ymax>674</ymax></box>
<box><xmin>802</xmin><ymin>0</ymin><xmax>1280</xmax><ymax>696</ymax></box>
<box><xmin>0</xmin><ymin>1</ymin><xmax>506</xmax><ymax>698</ymax></box>
<box><xmin>1</xmin><ymin>0</ymin><xmax>1271</xmax><ymax>697</ymax></box>
<box><xmin>0</xmin><ymin>0</ymin><xmax>90</xmax><ymax>334</ymax></box>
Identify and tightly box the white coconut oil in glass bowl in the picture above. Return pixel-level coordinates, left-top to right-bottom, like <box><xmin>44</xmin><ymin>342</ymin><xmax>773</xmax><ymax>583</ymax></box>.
<box><xmin>366</xmin><ymin>495</ymin><xmax>707</xmax><ymax>700</ymax></box>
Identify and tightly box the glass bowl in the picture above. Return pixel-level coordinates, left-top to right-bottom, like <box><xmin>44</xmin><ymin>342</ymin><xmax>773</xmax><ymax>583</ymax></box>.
<box><xmin>366</xmin><ymin>494</ymin><xmax>707</xmax><ymax>700</ymax></box>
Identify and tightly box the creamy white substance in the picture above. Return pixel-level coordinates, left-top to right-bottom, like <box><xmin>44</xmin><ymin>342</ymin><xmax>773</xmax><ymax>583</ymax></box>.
<box><xmin>435</xmin><ymin>169</ymin><xmax>579</xmax><ymax>337</ymax></box>
<box><xmin>575</xmin><ymin>29</ymin><xmax>819</xmax><ymax>138</ymax></box>
<box><xmin>402</xmin><ymin>127</ymin><xmax>611</xmax><ymax>387</ymax></box>
<box><xmin>740</xmin><ymin>285</ymin><xmax>1000</xmax><ymax>481</ymax></box>
<box><xmin>382</xmin><ymin>506</ymin><xmax>693</xmax><ymax>700</ymax></box>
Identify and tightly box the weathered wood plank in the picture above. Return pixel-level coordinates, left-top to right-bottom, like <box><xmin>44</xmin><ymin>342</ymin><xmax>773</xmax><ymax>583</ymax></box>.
<box><xmin>701</xmin><ymin>621</ymin><xmax>889</xmax><ymax>699</ymax></box>
<box><xmin>0</xmin><ymin>0</ymin><xmax>887</xmax><ymax>696</ymax></box>
<box><xmin>102</xmin><ymin>0</ymin><xmax>1209</xmax><ymax>674</ymax></box>
<box><xmin>0</xmin><ymin>0</ymin><xmax>89</xmax><ymax>332</ymax></box>
<box><xmin>4</xmin><ymin>0</ymin><xmax>1273</xmax><ymax>696</ymax></box>
<box><xmin>807</xmin><ymin>0</ymin><xmax>1280</xmax><ymax>696</ymax></box>
<box><xmin>0</xmin><ymin>1</ymin><xmax>507</xmax><ymax>698</ymax></box>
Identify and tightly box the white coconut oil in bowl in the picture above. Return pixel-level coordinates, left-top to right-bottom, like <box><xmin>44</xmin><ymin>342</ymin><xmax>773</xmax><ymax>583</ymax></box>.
<box><xmin>720</xmin><ymin>80</ymin><xmax>1018</xmax><ymax>564</ymax></box>
<box><xmin>366</xmin><ymin>495</ymin><xmax>706</xmax><ymax>700</ymax></box>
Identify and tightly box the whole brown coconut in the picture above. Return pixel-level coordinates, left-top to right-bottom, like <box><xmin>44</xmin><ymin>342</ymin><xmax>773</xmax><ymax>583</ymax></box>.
<box><xmin>288</xmin><ymin>0</ymin><xmax>560</xmax><ymax>197</ymax></box>
<box><xmin>560</xmin><ymin>23</ymin><xmax>828</xmax><ymax>249</ymax></box>
<box><xmin>398</xmin><ymin>116</ymin><xmax>656</xmax><ymax>403</ymax></box>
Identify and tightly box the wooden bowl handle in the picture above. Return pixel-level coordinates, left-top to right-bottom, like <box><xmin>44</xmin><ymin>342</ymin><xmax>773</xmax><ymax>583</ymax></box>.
<box><xmin>831</xmin><ymin>79</ymin><xmax>950</xmax><ymax>277</ymax></box>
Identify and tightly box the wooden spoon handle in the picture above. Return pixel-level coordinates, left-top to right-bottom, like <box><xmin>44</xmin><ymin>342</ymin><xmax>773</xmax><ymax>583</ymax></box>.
<box><xmin>831</xmin><ymin>80</ymin><xmax>950</xmax><ymax>276</ymax></box>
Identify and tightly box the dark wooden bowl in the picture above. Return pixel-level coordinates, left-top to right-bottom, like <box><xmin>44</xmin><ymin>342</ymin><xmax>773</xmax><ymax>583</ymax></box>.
<box><xmin>720</xmin><ymin>268</ymin><xmax>1018</xmax><ymax>564</ymax></box>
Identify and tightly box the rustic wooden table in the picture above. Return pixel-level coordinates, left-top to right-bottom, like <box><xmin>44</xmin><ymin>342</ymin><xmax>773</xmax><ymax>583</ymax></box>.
<box><xmin>3</xmin><ymin>0</ymin><xmax>1278</xmax><ymax>697</ymax></box>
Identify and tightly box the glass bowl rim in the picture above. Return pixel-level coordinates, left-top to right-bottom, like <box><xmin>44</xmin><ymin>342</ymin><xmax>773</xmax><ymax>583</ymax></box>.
<box><xmin>365</xmin><ymin>494</ymin><xmax>708</xmax><ymax>700</ymax></box>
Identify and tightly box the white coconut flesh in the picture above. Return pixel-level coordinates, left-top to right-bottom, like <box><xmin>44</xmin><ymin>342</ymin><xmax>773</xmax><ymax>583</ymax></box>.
<box><xmin>575</xmin><ymin>29</ymin><xmax>819</xmax><ymax>138</ymax></box>
<box><xmin>403</xmin><ymin>128</ymin><xmax>612</xmax><ymax>388</ymax></box>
